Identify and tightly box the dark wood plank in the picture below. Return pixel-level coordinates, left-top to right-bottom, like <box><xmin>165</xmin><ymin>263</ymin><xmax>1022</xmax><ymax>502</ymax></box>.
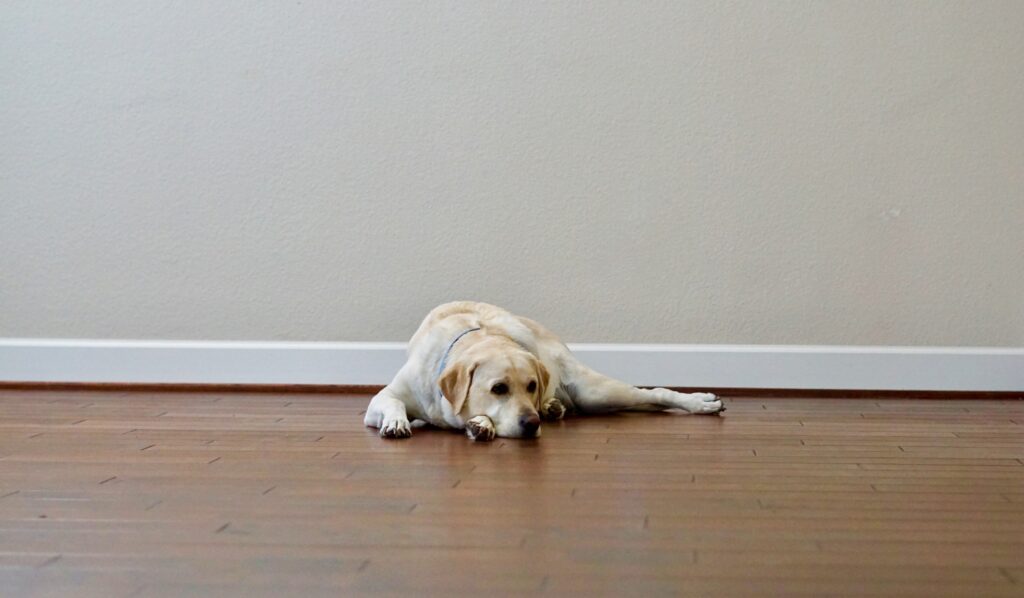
<box><xmin>0</xmin><ymin>390</ymin><xmax>1022</xmax><ymax>597</ymax></box>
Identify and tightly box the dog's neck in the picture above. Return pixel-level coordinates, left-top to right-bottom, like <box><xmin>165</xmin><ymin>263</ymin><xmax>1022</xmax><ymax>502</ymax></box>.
<box><xmin>435</xmin><ymin>327</ymin><xmax>482</xmax><ymax>379</ymax></box>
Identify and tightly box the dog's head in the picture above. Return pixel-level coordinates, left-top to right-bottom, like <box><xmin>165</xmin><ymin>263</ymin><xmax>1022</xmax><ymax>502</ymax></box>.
<box><xmin>438</xmin><ymin>337</ymin><xmax>549</xmax><ymax>438</ymax></box>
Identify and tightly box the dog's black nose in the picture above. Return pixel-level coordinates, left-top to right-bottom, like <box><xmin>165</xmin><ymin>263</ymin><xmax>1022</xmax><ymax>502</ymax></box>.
<box><xmin>520</xmin><ymin>414</ymin><xmax>541</xmax><ymax>436</ymax></box>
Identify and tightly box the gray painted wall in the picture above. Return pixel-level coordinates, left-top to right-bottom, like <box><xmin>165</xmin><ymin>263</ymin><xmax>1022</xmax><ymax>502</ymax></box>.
<box><xmin>2</xmin><ymin>2</ymin><xmax>1022</xmax><ymax>345</ymax></box>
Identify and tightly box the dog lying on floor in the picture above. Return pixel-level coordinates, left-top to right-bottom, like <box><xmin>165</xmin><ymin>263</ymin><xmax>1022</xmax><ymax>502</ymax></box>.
<box><xmin>365</xmin><ymin>301</ymin><xmax>725</xmax><ymax>441</ymax></box>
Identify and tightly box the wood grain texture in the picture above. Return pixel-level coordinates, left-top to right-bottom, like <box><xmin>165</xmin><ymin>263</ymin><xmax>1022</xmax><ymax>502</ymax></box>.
<box><xmin>0</xmin><ymin>390</ymin><xmax>1022</xmax><ymax>597</ymax></box>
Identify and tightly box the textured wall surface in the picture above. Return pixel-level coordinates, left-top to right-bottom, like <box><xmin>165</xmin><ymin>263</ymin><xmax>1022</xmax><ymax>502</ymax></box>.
<box><xmin>2</xmin><ymin>1</ymin><xmax>1022</xmax><ymax>345</ymax></box>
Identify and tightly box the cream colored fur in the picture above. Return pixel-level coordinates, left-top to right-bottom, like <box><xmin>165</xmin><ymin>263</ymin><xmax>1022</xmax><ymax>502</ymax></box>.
<box><xmin>364</xmin><ymin>301</ymin><xmax>724</xmax><ymax>441</ymax></box>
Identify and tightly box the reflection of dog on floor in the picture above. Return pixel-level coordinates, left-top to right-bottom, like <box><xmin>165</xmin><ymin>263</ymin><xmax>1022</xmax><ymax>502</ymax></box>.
<box><xmin>365</xmin><ymin>301</ymin><xmax>724</xmax><ymax>441</ymax></box>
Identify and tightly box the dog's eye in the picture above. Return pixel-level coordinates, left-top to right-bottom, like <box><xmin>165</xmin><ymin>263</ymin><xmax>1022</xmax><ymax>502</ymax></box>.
<box><xmin>491</xmin><ymin>383</ymin><xmax>509</xmax><ymax>395</ymax></box>
<box><xmin>527</xmin><ymin>380</ymin><xmax>537</xmax><ymax>393</ymax></box>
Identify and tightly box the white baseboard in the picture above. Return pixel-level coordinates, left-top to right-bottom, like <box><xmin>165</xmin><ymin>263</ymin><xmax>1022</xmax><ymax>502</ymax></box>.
<box><xmin>1</xmin><ymin>339</ymin><xmax>1022</xmax><ymax>392</ymax></box>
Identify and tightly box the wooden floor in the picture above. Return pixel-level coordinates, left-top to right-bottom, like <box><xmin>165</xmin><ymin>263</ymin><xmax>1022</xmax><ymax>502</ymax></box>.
<box><xmin>0</xmin><ymin>391</ymin><xmax>1022</xmax><ymax>597</ymax></box>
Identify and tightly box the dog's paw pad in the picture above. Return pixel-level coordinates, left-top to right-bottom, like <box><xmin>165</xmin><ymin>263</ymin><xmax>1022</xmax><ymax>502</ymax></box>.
<box><xmin>540</xmin><ymin>399</ymin><xmax>566</xmax><ymax>421</ymax></box>
<box><xmin>465</xmin><ymin>416</ymin><xmax>496</xmax><ymax>442</ymax></box>
<box><xmin>380</xmin><ymin>417</ymin><xmax>412</xmax><ymax>439</ymax></box>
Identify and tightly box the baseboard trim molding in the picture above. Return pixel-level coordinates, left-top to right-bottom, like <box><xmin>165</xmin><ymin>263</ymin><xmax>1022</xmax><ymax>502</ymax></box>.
<box><xmin>0</xmin><ymin>380</ymin><xmax>1020</xmax><ymax>400</ymax></box>
<box><xmin>1</xmin><ymin>339</ymin><xmax>1022</xmax><ymax>393</ymax></box>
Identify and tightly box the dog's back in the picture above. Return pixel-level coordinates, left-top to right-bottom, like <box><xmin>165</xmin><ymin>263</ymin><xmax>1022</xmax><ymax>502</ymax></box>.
<box><xmin>410</xmin><ymin>301</ymin><xmax>540</xmax><ymax>357</ymax></box>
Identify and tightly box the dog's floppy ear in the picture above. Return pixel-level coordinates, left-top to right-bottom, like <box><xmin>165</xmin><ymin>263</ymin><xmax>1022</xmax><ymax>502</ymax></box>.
<box><xmin>438</xmin><ymin>359</ymin><xmax>477</xmax><ymax>416</ymax></box>
<box><xmin>534</xmin><ymin>358</ymin><xmax>550</xmax><ymax>407</ymax></box>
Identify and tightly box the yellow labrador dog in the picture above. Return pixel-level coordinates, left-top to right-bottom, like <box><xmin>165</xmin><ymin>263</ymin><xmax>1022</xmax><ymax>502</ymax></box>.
<box><xmin>365</xmin><ymin>301</ymin><xmax>724</xmax><ymax>441</ymax></box>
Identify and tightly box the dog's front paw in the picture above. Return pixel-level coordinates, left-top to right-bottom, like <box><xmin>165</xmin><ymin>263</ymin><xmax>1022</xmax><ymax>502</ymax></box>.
<box><xmin>380</xmin><ymin>416</ymin><xmax>412</xmax><ymax>439</ymax></box>
<box><xmin>465</xmin><ymin>415</ymin><xmax>496</xmax><ymax>442</ymax></box>
<box><xmin>540</xmin><ymin>398</ymin><xmax>566</xmax><ymax>421</ymax></box>
<box><xmin>681</xmin><ymin>392</ymin><xmax>725</xmax><ymax>415</ymax></box>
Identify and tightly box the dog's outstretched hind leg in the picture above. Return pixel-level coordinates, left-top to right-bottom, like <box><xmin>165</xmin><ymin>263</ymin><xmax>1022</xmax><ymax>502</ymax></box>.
<box><xmin>559</xmin><ymin>356</ymin><xmax>724</xmax><ymax>415</ymax></box>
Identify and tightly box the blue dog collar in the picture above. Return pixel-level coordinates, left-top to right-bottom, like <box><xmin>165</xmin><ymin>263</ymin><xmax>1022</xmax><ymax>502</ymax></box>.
<box><xmin>436</xmin><ymin>327</ymin><xmax>482</xmax><ymax>379</ymax></box>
